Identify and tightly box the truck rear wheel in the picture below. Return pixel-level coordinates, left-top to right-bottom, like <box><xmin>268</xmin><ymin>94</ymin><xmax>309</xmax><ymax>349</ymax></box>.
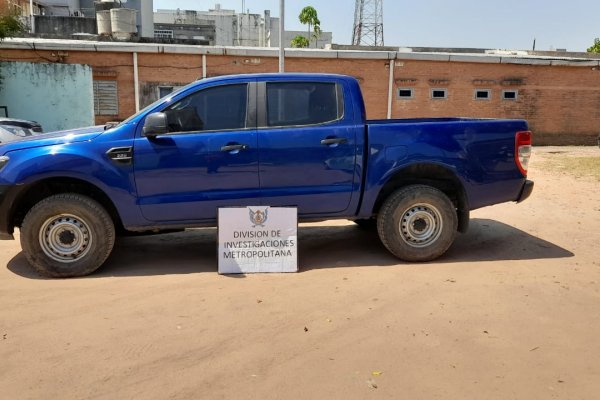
<box><xmin>20</xmin><ymin>193</ymin><xmax>115</xmax><ymax>278</ymax></box>
<box><xmin>377</xmin><ymin>185</ymin><xmax>457</xmax><ymax>262</ymax></box>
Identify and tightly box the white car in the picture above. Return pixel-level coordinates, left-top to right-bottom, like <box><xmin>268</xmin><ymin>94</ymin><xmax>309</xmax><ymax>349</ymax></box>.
<box><xmin>0</xmin><ymin>118</ymin><xmax>42</xmax><ymax>143</ymax></box>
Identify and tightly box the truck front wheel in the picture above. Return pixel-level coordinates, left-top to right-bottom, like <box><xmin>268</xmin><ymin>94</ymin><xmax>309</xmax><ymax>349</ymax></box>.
<box><xmin>377</xmin><ymin>185</ymin><xmax>457</xmax><ymax>262</ymax></box>
<box><xmin>20</xmin><ymin>194</ymin><xmax>115</xmax><ymax>278</ymax></box>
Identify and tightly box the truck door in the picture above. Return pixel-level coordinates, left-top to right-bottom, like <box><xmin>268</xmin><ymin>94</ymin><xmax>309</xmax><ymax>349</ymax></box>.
<box><xmin>133</xmin><ymin>81</ymin><xmax>259</xmax><ymax>222</ymax></box>
<box><xmin>257</xmin><ymin>81</ymin><xmax>358</xmax><ymax>216</ymax></box>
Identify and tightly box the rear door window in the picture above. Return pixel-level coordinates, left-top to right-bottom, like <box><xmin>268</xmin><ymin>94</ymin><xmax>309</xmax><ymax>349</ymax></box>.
<box><xmin>266</xmin><ymin>82</ymin><xmax>343</xmax><ymax>127</ymax></box>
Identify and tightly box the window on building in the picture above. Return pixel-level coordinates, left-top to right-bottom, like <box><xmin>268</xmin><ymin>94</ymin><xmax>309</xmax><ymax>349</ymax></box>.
<box><xmin>158</xmin><ymin>85</ymin><xmax>184</xmax><ymax>99</ymax></box>
<box><xmin>266</xmin><ymin>82</ymin><xmax>343</xmax><ymax>127</ymax></box>
<box><xmin>163</xmin><ymin>84</ymin><xmax>248</xmax><ymax>132</ymax></box>
<box><xmin>93</xmin><ymin>80</ymin><xmax>118</xmax><ymax>116</ymax></box>
<box><xmin>474</xmin><ymin>89</ymin><xmax>491</xmax><ymax>100</ymax></box>
<box><xmin>502</xmin><ymin>90</ymin><xmax>518</xmax><ymax>100</ymax></box>
<box><xmin>431</xmin><ymin>88</ymin><xmax>448</xmax><ymax>100</ymax></box>
<box><xmin>154</xmin><ymin>29</ymin><xmax>174</xmax><ymax>39</ymax></box>
<box><xmin>397</xmin><ymin>88</ymin><xmax>414</xmax><ymax>99</ymax></box>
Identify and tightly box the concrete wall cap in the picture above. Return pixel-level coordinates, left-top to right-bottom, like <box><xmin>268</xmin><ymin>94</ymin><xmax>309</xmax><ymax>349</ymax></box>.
<box><xmin>0</xmin><ymin>38</ymin><xmax>596</xmax><ymax>66</ymax></box>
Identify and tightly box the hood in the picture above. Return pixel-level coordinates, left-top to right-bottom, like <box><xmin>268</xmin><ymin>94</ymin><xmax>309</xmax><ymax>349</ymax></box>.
<box><xmin>0</xmin><ymin>125</ymin><xmax>105</xmax><ymax>154</ymax></box>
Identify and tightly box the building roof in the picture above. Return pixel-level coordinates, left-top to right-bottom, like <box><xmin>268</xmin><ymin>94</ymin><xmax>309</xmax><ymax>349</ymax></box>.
<box><xmin>2</xmin><ymin>37</ymin><xmax>599</xmax><ymax>67</ymax></box>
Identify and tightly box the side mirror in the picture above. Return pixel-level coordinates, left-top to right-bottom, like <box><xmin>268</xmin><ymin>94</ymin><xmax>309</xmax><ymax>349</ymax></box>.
<box><xmin>143</xmin><ymin>112</ymin><xmax>168</xmax><ymax>138</ymax></box>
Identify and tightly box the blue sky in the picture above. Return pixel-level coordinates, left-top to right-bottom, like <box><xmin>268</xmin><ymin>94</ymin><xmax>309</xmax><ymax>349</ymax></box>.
<box><xmin>153</xmin><ymin>0</ymin><xmax>600</xmax><ymax>52</ymax></box>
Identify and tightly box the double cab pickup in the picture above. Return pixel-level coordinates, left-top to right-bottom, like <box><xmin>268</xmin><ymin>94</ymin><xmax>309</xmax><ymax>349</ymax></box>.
<box><xmin>0</xmin><ymin>73</ymin><xmax>533</xmax><ymax>277</ymax></box>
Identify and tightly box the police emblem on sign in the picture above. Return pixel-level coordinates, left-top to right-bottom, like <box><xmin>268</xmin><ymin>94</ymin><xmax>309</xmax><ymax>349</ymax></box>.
<box><xmin>249</xmin><ymin>207</ymin><xmax>268</xmax><ymax>227</ymax></box>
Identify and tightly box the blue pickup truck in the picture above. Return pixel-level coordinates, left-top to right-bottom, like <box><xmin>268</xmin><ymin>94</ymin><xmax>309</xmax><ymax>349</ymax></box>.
<box><xmin>0</xmin><ymin>73</ymin><xmax>533</xmax><ymax>277</ymax></box>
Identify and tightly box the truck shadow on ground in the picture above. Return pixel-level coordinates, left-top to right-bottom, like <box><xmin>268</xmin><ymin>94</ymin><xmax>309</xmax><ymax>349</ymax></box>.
<box><xmin>7</xmin><ymin>218</ymin><xmax>573</xmax><ymax>279</ymax></box>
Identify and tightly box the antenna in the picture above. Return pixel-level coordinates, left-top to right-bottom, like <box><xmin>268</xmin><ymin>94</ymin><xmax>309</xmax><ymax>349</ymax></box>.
<box><xmin>352</xmin><ymin>0</ymin><xmax>384</xmax><ymax>46</ymax></box>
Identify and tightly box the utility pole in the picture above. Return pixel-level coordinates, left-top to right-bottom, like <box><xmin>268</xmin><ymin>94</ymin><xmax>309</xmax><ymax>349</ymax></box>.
<box><xmin>279</xmin><ymin>0</ymin><xmax>285</xmax><ymax>72</ymax></box>
<box><xmin>238</xmin><ymin>0</ymin><xmax>245</xmax><ymax>46</ymax></box>
<box><xmin>30</xmin><ymin>0</ymin><xmax>35</xmax><ymax>33</ymax></box>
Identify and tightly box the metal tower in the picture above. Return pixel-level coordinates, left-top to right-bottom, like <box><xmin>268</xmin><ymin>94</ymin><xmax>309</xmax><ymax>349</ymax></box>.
<box><xmin>352</xmin><ymin>0</ymin><xmax>384</xmax><ymax>46</ymax></box>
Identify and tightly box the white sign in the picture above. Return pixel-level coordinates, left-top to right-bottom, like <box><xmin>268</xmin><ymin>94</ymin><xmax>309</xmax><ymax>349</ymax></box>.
<box><xmin>218</xmin><ymin>207</ymin><xmax>298</xmax><ymax>274</ymax></box>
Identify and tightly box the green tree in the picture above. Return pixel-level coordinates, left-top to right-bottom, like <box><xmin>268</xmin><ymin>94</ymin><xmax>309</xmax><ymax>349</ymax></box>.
<box><xmin>588</xmin><ymin>38</ymin><xmax>600</xmax><ymax>53</ymax></box>
<box><xmin>298</xmin><ymin>6</ymin><xmax>321</xmax><ymax>48</ymax></box>
<box><xmin>312</xmin><ymin>24</ymin><xmax>322</xmax><ymax>44</ymax></box>
<box><xmin>0</xmin><ymin>13</ymin><xmax>23</xmax><ymax>42</ymax></box>
<box><xmin>291</xmin><ymin>35</ymin><xmax>309</xmax><ymax>48</ymax></box>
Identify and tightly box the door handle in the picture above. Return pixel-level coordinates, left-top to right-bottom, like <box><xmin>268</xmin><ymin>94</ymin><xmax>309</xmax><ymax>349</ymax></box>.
<box><xmin>320</xmin><ymin>137</ymin><xmax>348</xmax><ymax>146</ymax></box>
<box><xmin>220</xmin><ymin>144</ymin><xmax>249</xmax><ymax>152</ymax></box>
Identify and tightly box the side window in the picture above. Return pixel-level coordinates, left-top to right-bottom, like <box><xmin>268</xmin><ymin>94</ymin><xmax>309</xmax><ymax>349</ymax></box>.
<box><xmin>164</xmin><ymin>84</ymin><xmax>248</xmax><ymax>132</ymax></box>
<box><xmin>266</xmin><ymin>82</ymin><xmax>343</xmax><ymax>127</ymax></box>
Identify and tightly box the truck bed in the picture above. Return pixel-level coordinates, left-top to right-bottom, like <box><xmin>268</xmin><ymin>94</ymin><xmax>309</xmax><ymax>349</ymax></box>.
<box><xmin>360</xmin><ymin>117</ymin><xmax>529</xmax><ymax>214</ymax></box>
<box><xmin>367</xmin><ymin>117</ymin><xmax>489</xmax><ymax>125</ymax></box>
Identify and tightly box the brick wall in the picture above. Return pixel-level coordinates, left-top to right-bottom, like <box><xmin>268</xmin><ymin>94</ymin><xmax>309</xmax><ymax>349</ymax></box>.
<box><xmin>1</xmin><ymin>47</ymin><xmax>599</xmax><ymax>144</ymax></box>
<box><xmin>388</xmin><ymin>60</ymin><xmax>600</xmax><ymax>145</ymax></box>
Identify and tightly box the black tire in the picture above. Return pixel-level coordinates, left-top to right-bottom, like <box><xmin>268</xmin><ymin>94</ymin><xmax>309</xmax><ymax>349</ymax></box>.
<box><xmin>353</xmin><ymin>218</ymin><xmax>377</xmax><ymax>229</ymax></box>
<box><xmin>20</xmin><ymin>193</ymin><xmax>115</xmax><ymax>278</ymax></box>
<box><xmin>377</xmin><ymin>185</ymin><xmax>457</xmax><ymax>262</ymax></box>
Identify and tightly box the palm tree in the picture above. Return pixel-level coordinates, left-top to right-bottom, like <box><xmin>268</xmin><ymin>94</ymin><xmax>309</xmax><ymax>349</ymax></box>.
<box><xmin>298</xmin><ymin>6</ymin><xmax>321</xmax><ymax>48</ymax></box>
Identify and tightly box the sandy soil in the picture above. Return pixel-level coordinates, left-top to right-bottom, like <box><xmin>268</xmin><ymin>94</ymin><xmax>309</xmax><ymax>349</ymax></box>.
<box><xmin>1</xmin><ymin>146</ymin><xmax>599</xmax><ymax>400</ymax></box>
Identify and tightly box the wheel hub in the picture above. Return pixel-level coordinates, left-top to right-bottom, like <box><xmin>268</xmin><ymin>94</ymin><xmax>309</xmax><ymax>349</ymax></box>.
<box><xmin>399</xmin><ymin>203</ymin><xmax>443</xmax><ymax>248</ymax></box>
<box><xmin>58</xmin><ymin>229</ymin><xmax>76</xmax><ymax>246</ymax></box>
<box><xmin>39</xmin><ymin>214</ymin><xmax>93</xmax><ymax>263</ymax></box>
<box><xmin>412</xmin><ymin>218</ymin><xmax>427</xmax><ymax>232</ymax></box>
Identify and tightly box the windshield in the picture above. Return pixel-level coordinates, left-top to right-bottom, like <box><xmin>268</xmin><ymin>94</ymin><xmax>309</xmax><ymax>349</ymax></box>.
<box><xmin>116</xmin><ymin>80</ymin><xmax>200</xmax><ymax>127</ymax></box>
<box><xmin>0</xmin><ymin>124</ymin><xmax>37</xmax><ymax>137</ymax></box>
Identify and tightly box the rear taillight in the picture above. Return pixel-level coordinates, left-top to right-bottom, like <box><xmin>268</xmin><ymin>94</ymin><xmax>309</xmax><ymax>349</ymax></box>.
<box><xmin>515</xmin><ymin>131</ymin><xmax>532</xmax><ymax>176</ymax></box>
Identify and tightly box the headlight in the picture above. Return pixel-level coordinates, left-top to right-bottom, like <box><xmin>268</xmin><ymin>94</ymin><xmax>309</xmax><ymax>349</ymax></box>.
<box><xmin>0</xmin><ymin>156</ymin><xmax>9</xmax><ymax>171</ymax></box>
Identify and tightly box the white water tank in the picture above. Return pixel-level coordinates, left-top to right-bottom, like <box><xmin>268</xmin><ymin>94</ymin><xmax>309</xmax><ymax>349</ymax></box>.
<box><xmin>110</xmin><ymin>8</ymin><xmax>137</xmax><ymax>39</ymax></box>
<box><xmin>96</xmin><ymin>10</ymin><xmax>111</xmax><ymax>35</ymax></box>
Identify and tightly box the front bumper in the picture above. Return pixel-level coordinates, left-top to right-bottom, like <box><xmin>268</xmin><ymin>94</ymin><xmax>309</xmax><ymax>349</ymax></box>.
<box><xmin>516</xmin><ymin>179</ymin><xmax>534</xmax><ymax>203</ymax></box>
<box><xmin>0</xmin><ymin>184</ymin><xmax>25</xmax><ymax>240</ymax></box>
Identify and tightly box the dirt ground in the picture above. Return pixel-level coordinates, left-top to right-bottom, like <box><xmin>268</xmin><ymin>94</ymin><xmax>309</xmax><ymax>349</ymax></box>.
<box><xmin>1</xmin><ymin>146</ymin><xmax>599</xmax><ymax>400</ymax></box>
